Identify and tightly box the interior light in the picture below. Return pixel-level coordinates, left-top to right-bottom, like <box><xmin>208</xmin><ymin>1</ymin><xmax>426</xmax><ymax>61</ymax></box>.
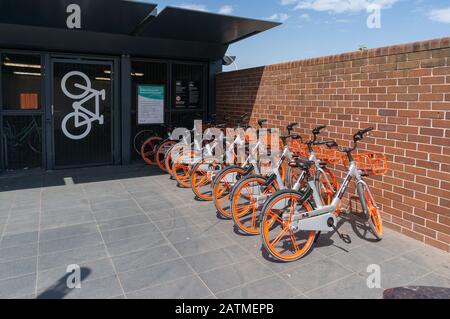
<box><xmin>5</xmin><ymin>63</ymin><xmax>41</xmax><ymax>69</ymax></box>
<box><xmin>95</xmin><ymin>77</ymin><xmax>111</xmax><ymax>81</ymax></box>
<box><xmin>13</xmin><ymin>71</ymin><xmax>41</xmax><ymax>76</ymax></box>
<box><xmin>132</xmin><ymin>73</ymin><xmax>144</xmax><ymax>77</ymax></box>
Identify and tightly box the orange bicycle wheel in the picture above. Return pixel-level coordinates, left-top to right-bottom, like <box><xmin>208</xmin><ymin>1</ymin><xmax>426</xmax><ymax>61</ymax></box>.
<box><xmin>191</xmin><ymin>162</ymin><xmax>225</xmax><ymax>201</ymax></box>
<box><xmin>156</xmin><ymin>140</ymin><xmax>177</xmax><ymax>172</ymax></box>
<box><xmin>317</xmin><ymin>168</ymin><xmax>339</xmax><ymax>206</ymax></box>
<box><xmin>140</xmin><ymin>137</ymin><xmax>163</xmax><ymax>165</ymax></box>
<box><xmin>165</xmin><ymin>144</ymin><xmax>185</xmax><ymax>177</ymax></box>
<box><xmin>213</xmin><ymin>166</ymin><xmax>247</xmax><ymax>219</ymax></box>
<box><xmin>173</xmin><ymin>151</ymin><xmax>197</xmax><ymax>188</ymax></box>
<box><xmin>231</xmin><ymin>176</ymin><xmax>277</xmax><ymax>235</ymax></box>
<box><xmin>364</xmin><ymin>190</ymin><xmax>383</xmax><ymax>240</ymax></box>
<box><xmin>261</xmin><ymin>191</ymin><xmax>316</xmax><ymax>262</ymax></box>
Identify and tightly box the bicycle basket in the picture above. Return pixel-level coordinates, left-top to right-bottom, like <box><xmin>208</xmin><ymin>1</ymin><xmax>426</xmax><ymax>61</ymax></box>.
<box><xmin>316</xmin><ymin>147</ymin><xmax>345</xmax><ymax>164</ymax></box>
<box><xmin>345</xmin><ymin>152</ymin><xmax>388</xmax><ymax>176</ymax></box>
<box><xmin>287</xmin><ymin>139</ymin><xmax>306</xmax><ymax>157</ymax></box>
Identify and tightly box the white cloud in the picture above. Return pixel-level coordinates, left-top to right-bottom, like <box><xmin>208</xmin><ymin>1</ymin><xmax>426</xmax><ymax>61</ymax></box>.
<box><xmin>268</xmin><ymin>13</ymin><xmax>290</xmax><ymax>22</ymax></box>
<box><xmin>176</xmin><ymin>3</ymin><xmax>209</xmax><ymax>12</ymax></box>
<box><xmin>300</xmin><ymin>13</ymin><xmax>310</xmax><ymax>19</ymax></box>
<box><xmin>218</xmin><ymin>5</ymin><xmax>234</xmax><ymax>15</ymax></box>
<box><xmin>280</xmin><ymin>0</ymin><xmax>298</xmax><ymax>5</ymax></box>
<box><xmin>284</xmin><ymin>0</ymin><xmax>399</xmax><ymax>14</ymax></box>
<box><xmin>428</xmin><ymin>7</ymin><xmax>450</xmax><ymax>24</ymax></box>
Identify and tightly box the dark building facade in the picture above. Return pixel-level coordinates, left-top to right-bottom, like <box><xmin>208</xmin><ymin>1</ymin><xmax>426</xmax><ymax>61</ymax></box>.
<box><xmin>0</xmin><ymin>0</ymin><xmax>278</xmax><ymax>170</ymax></box>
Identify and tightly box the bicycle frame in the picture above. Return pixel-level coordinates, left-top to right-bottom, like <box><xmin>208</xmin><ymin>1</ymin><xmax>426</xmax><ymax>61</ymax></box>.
<box><xmin>289</xmin><ymin>161</ymin><xmax>377</xmax><ymax>232</ymax></box>
<box><xmin>72</xmin><ymin>83</ymin><xmax>105</xmax><ymax>127</ymax></box>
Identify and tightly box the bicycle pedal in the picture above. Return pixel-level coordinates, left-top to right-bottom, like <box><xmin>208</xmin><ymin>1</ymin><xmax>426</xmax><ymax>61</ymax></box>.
<box><xmin>339</xmin><ymin>233</ymin><xmax>351</xmax><ymax>244</ymax></box>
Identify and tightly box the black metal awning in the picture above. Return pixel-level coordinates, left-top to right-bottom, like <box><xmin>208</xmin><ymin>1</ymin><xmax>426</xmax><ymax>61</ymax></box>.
<box><xmin>0</xmin><ymin>0</ymin><xmax>279</xmax><ymax>44</ymax></box>
<box><xmin>137</xmin><ymin>7</ymin><xmax>280</xmax><ymax>45</ymax></box>
<box><xmin>0</xmin><ymin>0</ymin><xmax>158</xmax><ymax>36</ymax></box>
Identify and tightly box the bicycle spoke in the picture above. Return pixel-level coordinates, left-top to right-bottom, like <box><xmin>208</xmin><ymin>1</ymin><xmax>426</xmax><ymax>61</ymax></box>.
<box><xmin>271</xmin><ymin>226</ymin><xmax>289</xmax><ymax>247</ymax></box>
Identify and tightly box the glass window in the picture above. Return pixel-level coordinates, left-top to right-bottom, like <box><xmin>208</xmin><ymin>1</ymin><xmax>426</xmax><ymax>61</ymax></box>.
<box><xmin>172</xmin><ymin>64</ymin><xmax>204</xmax><ymax>110</ymax></box>
<box><xmin>131</xmin><ymin>61</ymin><xmax>168</xmax><ymax>160</ymax></box>
<box><xmin>2</xmin><ymin>54</ymin><xmax>42</xmax><ymax>110</ymax></box>
<box><xmin>2</xmin><ymin>115</ymin><xmax>42</xmax><ymax>169</ymax></box>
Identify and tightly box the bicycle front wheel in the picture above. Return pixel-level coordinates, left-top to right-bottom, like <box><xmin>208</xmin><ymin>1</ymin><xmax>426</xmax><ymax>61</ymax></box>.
<box><xmin>230</xmin><ymin>175</ymin><xmax>277</xmax><ymax>235</ymax></box>
<box><xmin>261</xmin><ymin>190</ymin><xmax>316</xmax><ymax>262</ymax></box>
<box><xmin>358</xmin><ymin>184</ymin><xmax>383</xmax><ymax>240</ymax></box>
<box><xmin>213</xmin><ymin>166</ymin><xmax>247</xmax><ymax>219</ymax></box>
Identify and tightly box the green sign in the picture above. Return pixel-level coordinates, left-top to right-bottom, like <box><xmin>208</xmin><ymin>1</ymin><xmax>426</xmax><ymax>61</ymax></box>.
<box><xmin>137</xmin><ymin>85</ymin><xmax>164</xmax><ymax>124</ymax></box>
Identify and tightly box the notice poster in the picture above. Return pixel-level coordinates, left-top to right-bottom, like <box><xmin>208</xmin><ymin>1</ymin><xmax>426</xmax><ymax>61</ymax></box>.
<box><xmin>175</xmin><ymin>80</ymin><xmax>188</xmax><ymax>108</ymax></box>
<box><xmin>188</xmin><ymin>81</ymin><xmax>200</xmax><ymax>108</ymax></box>
<box><xmin>137</xmin><ymin>85</ymin><xmax>165</xmax><ymax>124</ymax></box>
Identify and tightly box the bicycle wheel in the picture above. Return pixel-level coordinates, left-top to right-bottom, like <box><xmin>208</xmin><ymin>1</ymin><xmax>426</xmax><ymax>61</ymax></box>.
<box><xmin>261</xmin><ymin>190</ymin><xmax>316</xmax><ymax>262</ymax></box>
<box><xmin>213</xmin><ymin>166</ymin><xmax>247</xmax><ymax>219</ymax></box>
<box><xmin>134</xmin><ymin>130</ymin><xmax>155</xmax><ymax>155</ymax></box>
<box><xmin>173</xmin><ymin>151</ymin><xmax>197</xmax><ymax>188</ymax></box>
<box><xmin>155</xmin><ymin>140</ymin><xmax>177</xmax><ymax>172</ymax></box>
<box><xmin>141</xmin><ymin>136</ymin><xmax>163</xmax><ymax>165</ymax></box>
<box><xmin>165</xmin><ymin>144</ymin><xmax>185</xmax><ymax>177</ymax></box>
<box><xmin>358</xmin><ymin>185</ymin><xmax>383</xmax><ymax>240</ymax></box>
<box><xmin>230</xmin><ymin>175</ymin><xmax>278</xmax><ymax>235</ymax></box>
<box><xmin>191</xmin><ymin>161</ymin><xmax>225</xmax><ymax>201</ymax></box>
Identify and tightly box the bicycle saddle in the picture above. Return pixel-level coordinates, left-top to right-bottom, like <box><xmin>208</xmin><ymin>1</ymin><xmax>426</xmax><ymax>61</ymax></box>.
<box><xmin>287</xmin><ymin>123</ymin><xmax>299</xmax><ymax>134</ymax></box>
<box><xmin>258</xmin><ymin>119</ymin><xmax>268</xmax><ymax>127</ymax></box>
<box><xmin>289</xmin><ymin>158</ymin><xmax>314</xmax><ymax>170</ymax></box>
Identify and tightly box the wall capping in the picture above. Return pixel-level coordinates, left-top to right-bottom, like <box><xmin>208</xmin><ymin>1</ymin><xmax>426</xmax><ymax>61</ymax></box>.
<box><xmin>218</xmin><ymin>37</ymin><xmax>450</xmax><ymax>76</ymax></box>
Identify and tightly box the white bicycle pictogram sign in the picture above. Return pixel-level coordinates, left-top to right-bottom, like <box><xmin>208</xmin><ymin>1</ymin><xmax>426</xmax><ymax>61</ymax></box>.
<box><xmin>61</xmin><ymin>71</ymin><xmax>106</xmax><ymax>140</ymax></box>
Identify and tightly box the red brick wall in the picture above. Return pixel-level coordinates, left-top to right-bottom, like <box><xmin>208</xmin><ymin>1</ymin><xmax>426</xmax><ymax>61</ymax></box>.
<box><xmin>216</xmin><ymin>37</ymin><xmax>450</xmax><ymax>252</ymax></box>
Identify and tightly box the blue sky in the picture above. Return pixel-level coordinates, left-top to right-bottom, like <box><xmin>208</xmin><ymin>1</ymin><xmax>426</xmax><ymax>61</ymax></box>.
<box><xmin>143</xmin><ymin>0</ymin><xmax>450</xmax><ymax>71</ymax></box>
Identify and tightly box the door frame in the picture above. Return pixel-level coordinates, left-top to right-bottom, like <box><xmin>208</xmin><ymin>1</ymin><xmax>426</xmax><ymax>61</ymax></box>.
<box><xmin>48</xmin><ymin>56</ymin><xmax>120</xmax><ymax>169</ymax></box>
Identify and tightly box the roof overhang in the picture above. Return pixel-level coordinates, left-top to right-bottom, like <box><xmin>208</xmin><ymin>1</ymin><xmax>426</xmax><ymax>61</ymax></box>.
<box><xmin>0</xmin><ymin>0</ymin><xmax>280</xmax><ymax>60</ymax></box>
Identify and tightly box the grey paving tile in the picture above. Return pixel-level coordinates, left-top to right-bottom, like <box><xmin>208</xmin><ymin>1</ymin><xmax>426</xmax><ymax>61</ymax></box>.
<box><xmin>368</xmin><ymin>232</ymin><xmax>421</xmax><ymax>255</ymax></box>
<box><xmin>0</xmin><ymin>231</ymin><xmax>38</xmax><ymax>249</ymax></box>
<box><xmin>41</xmin><ymin>205</ymin><xmax>91</xmax><ymax>217</ymax></box>
<box><xmin>173</xmin><ymin>232</ymin><xmax>236</xmax><ymax>257</ymax></box>
<box><xmin>40</xmin><ymin>212</ymin><xmax>95</xmax><ymax>230</ymax></box>
<box><xmin>139</xmin><ymin>197</ymin><xmax>188</xmax><ymax>212</ymax></box>
<box><xmin>379</xmin><ymin>257</ymin><xmax>431</xmax><ymax>289</ymax></box>
<box><xmin>119</xmin><ymin>258</ymin><xmax>194</xmax><ymax>293</ymax></box>
<box><xmin>127</xmin><ymin>275</ymin><xmax>211</xmax><ymax>299</ymax></box>
<box><xmin>3</xmin><ymin>220</ymin><xmax>39</xmax><ymax>235</ymax></box>
<box><xmin>0</xmin><ymin>274</ymin><xmax>36</xmax><ymax>299</ymax></box>
<box><xmin>8</xmin><ymin>210</ymin><xmax>39</xmax><ymax>223</ymax></box>
<box><xmin>87</xmin><ymin>193</ymin><xmax>132</xmax><ymax>205</ymax></box>
<box><xmin>91</xmin><ymin>199</ymin><xmax>138</xmax><ymax>212</ymax></box>
<box><xmin>100</xmin><ymin>223</ymin><xmax>159</xmax><ymax>244</ymax></box>
<box><xmin>280</xmin><ymin>258</ymin><xmax>352</xmax><ymax>293</ymax></box>
<box><xmin>146</xmin><ymin>206</ymin><xmax>193</xmax><ymax>222</ymax></box>
<box><xmin>38</xmin><ymin>244</ymin><xmax>108</xmax><ymax>271</ymax></box>
<box><xmin>0</xmin><ymin>242</ymin><xmax>38</xmax><ymax>263</ymax></box>
<box><xmin>400</xmin><ymin>247</ymin><xmax>450</xmax><ymax>271</ymax></box>
<box><xmin>37</xmin><ymin>258</ymin><xmax>116</xmax><ymax>292</ymax></box>
<box><xmin>92</xmin><ymin>206</ymin><xmax>144</xmax><ymax>222</ymax></box>
<box><xmin>41</xmin><ymin>199</ymin><xmax>89</xmax><ymax>211</ymax></box>
<box><xmin>258</xmin><ymin>247</ymin><xmax>326</xmax><ymax>273</ymax></box>
<box><xmin>112</xmin><ymin>244</ymin><xmax>179</xmax><ymax>273</ymax></box>
<box><xmin>199</xmin><ymin>258</ymin><xmax>274</xmax><ymax>293</ymax></box>
<box><xmin>305</xmin><ymin>273</ymin><xmax>383</xmax><ymax>299</ymax></box>
<box><xmin>154</xmin><ymin>213</ymin><xmax>212</xmax><ymax>232</ymax></box>
<box><xmin>106</xmin><ymin>232</ymin><xmax>168</xmax><ymax>257</ymax></box>
<box><xmin>39</xmin><ymin>232</ymin><xmax>103</xmax><ymax>255</ymax></box>
<box><xmin>332</xmin><ymin>244</ymin><xmax>396</xmax><ymax>273</ymax></box>
<box><xmin>0</xmin><ymin>256</ymin><xmax>37</xmax><ymax>281</ymax></box>
<box><xmin>216</xmin><ymin>275</ymin><xmax>299</xmax><ymax>299</ymax></box>
<box><xmin>409</xmin><ymin>272</ymin><xmax>450</xmax><ymax>288</ymax></box>
<box><xmin>37</xmin><ymin>275</ymin><xmax>123</xmax><ymax>299</ymax></box>
<box><xmin>163</xmin><ymin>224</ymin><xmax>226</xmax><ymax>245</ymax></box>
<box><xmin>98</xmin><ymin>214</ymin><xmax>150</xmax><ymax>232</ymax></box>
<box><xmin>185</xmin><ymin>245</ymin><xmax>252</xmax><ymax>273</ymax></box>
<box><xmin>39</xmin><ymin>223</ymin><xmax>99</xmax><ymax>243</ymax></box>
<box><xmin>435</xmin><ymin>262</ymin><xmax>450</xmax><ymax>279</ymax></box>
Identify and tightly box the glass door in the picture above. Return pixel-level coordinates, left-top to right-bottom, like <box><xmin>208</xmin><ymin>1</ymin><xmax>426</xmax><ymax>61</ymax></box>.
<box><xmin>52</xmin><ymin>59</ymin><xmax>113</xmax><ymax>167</ymax></box>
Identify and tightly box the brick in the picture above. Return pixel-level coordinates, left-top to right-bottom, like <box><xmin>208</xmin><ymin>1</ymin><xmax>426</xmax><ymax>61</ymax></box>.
<box><xmin>424</xmin><ymin>237</ymin><xmax>449</xmax><ymax>252</ymax></box>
